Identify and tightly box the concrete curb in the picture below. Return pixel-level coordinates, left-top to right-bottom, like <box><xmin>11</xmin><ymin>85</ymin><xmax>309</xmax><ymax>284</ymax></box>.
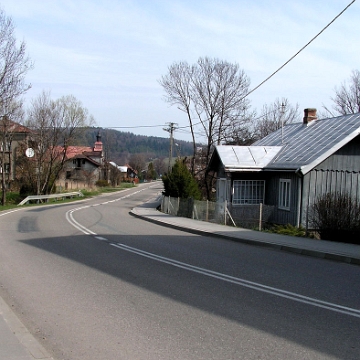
<box><xmin>0</xmin><ymin>296</ymin><xmax>53</xmax><ymax>360</ymax></box>
<box><xmin>130</xmin><ymin>207</ymin><xmax>360</xmax><ymax>266</ymax></box>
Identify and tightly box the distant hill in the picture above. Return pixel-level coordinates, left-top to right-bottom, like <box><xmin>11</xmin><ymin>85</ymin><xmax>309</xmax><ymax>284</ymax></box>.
<box><xmin>77</xmin><ymin>127</ymin><xmax>194</xmax><ymax>164</ymax></box>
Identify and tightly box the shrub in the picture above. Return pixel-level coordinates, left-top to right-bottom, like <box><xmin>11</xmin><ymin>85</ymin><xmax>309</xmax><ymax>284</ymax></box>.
<box><xmin>267</xmin><ymin>224</ymin><xmax>307</xmax><ymax>237</ymax></box>
<box><xmin>95</xmin><ymin>180</ymin><xmax>109</xmax><ymax>187</ymax></box>
<box><xmin>309</xmin><ymin>192</ymin><xmax>360</xmax><ymax>244</ymax></box>
<box><xmin>162</xmin><ymin>159</ymin><xmax>201</xmax><ymax>200</ymax></box>
<box><xmin>19</xmin><ymin>183</ymin><xmax>36</xmax><ymax>198</ymax></box>
<box><xmin>1</xmin><ymin>192</ymin><xmax>22</xmax><ymax>205</ymax></box>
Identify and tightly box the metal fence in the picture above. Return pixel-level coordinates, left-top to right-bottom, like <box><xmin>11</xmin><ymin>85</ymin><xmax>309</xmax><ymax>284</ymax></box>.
<box><xmin>160</xmin><ymin>195</ymin><xmax>275</xmax><ymax>230</ymax></box>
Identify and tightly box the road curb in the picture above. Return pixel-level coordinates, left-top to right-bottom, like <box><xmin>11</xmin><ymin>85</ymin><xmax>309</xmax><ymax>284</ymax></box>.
<box><xmin>130</xmin><ymin>208</ymin><xmax>360</xmax><ymax>266</ymax></box>
<box><xmin>0</xmin><ymin>296</ymin><xmax>53</xmax><ymax>360</ymax></box>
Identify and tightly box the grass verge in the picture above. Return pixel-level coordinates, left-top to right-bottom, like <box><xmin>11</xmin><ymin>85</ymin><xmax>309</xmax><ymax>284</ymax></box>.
<box><xmin>0</xmin><ymin>183</ymin><xmax>137</xmax><ymax>212</ymax></box>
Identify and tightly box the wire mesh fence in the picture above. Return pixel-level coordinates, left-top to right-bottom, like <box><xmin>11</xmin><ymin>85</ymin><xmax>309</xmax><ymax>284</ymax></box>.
<box><xmin>160</xmin><ymin>195</ymin><xmax>275</xmax><ymax>230</ymax></box>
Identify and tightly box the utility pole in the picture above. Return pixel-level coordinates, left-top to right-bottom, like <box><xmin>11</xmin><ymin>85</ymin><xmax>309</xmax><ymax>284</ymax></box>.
<box><xmin>280</xmin><ymin>102</ymin><xmax>285</xmax><ymax>144</ymax></box>
<box><xmin>163</xmin><ymin>122</ymin><xmax>178</xmax><ymax>173</ymax></box>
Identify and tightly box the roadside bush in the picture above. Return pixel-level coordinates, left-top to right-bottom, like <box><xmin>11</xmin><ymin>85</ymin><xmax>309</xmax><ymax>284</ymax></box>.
<box><xmin>19</xmin><ymin>183</ymin><xmax>36</xmax><ymax>198</ymax></box>
<box><xmin>309</xmin><ymin>192</ymin><xmax>360</xmax><ymax>244</ymax></box>
<box><xmin>266</xmin><ymin>224</ymin><xmax>307</xmax><ymax>237</ymax></box>
<box><xmin>95</xmin><ymin>180</ymin><xmax>109</xmax><ymax>187</ymax></box>
<box><xmin>162</xmin><ymin>159</ymin><xmax>201</xmax><ymax>200</ymax></box>
<box><xmin>0</xmin><ymin>192</ymin><xmax>22</xmax><ymax>205</ymax></box>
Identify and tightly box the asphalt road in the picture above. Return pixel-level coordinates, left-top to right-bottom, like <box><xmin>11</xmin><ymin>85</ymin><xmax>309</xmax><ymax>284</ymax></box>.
<box><xmin>0</xmin><ymin>182</ymin><xmax>359</xmax><ymax>360</ymax></box>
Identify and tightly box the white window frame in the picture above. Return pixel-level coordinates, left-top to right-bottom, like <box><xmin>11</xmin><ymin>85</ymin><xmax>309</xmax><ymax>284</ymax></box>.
<box><xmin>0</xmin><ymin>163</ymin><xmax>10</xmax><ymax>174</ymax></box>
<box><xmin>232</xmin><ymin>180</ymin><xmax>265</xmax><ymax>205</ymax></box>
<box><xmin>279</xmin><ymin>179</ymin><xmax>291</xmax><ymax>210</ymax></box>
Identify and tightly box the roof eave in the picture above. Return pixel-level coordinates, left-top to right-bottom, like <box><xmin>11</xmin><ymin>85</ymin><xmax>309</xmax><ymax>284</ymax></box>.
<box><xmin>225</xmin><ymin>168</ymin><xmax>263</xmax><ymax>172</ymax></box>
<box><xmin>299</xmin><ymin>130</ymin><xmax>360</xmax><ymax>175</ymax></box>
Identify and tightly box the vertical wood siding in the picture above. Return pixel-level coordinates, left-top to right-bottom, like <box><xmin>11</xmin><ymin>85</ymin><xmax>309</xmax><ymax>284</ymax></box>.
<box><xmin>302</xmin><ymin>169</ymin><xmax>360</xmax><ymax>227</ymax></box>
<box><xmin>265</xmin><ymin>173</ymin><xmax>300</xmax><ymax>226</ymax></box>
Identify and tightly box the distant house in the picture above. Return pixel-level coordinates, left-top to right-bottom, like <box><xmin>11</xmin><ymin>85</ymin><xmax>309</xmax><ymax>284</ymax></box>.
<box><xmin>109</xmin><ymin>162</ymin><xmax>138</xmax><ymax>184</ymax></box>
<box><xmin>57</xmin><ymin>133</ymin><xmax>107</xmax><ymax>190</ymax></box>
<box><xmin>0</xmin><ymin>119</ymin><xmax>31</xmax><ymax>185</ymax></box>
<box><xmin>208</xmin><ymin>109</ymin><xmax>360</xmax><ymax>228</ymax></box>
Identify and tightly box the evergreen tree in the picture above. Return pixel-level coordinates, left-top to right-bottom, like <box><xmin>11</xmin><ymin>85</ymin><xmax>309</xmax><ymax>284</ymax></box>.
<box><xmin>162</xmin><ymin>159</ymin><xmax>201</xmax><ymax>199</ymax></box>
<box><xmin>146</xmin><ymin>162</ymin><xmax>157</xmax><ymax>180</ymax></box>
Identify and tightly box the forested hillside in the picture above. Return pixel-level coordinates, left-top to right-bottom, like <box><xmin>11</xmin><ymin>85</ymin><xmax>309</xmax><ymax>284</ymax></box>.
<box><xmin>77</xmin><ymin>127</ymin><xmax>194</xmax><ymax>164</ymax></box>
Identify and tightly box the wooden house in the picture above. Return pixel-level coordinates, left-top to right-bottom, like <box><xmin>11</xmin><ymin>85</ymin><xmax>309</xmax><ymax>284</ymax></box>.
<box><xmin>208</xmin><ymin>109</ymin><xmax>360</xmax><ymax>228</ymax></box>
<box><xmin>57</xmin><ymin>133</ymin><xmax>107</xmax><ymax>190</ymax></box>
<box><xmin>108</xmin><ymin>162</ymin><xmax>138</xmax><ymax>184</ymax></box>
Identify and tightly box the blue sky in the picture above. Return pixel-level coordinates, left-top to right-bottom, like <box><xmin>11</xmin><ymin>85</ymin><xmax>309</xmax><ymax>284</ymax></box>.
<box><xmin>2</xmin><ymin>0</ymin><xmax>359</xmax><ymax>141</ymax></box>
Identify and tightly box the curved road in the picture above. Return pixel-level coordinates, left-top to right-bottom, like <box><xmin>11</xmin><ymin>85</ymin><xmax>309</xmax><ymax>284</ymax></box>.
<box><xmin>0</xmin><ymin>182</ymin><xmax>359</xmax><ymax>360</ymax></box>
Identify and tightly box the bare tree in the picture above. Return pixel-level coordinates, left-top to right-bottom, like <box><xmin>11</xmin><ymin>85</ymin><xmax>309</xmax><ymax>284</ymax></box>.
<box><xmin>193</xmin><ymin>57</ymin><xmax>251</xmax><ymax>198</ymax></box>
<box><xmin>129</xmin><ymin>153</ymin><xmax>146</xmax><ymax>179</ymax></box>
<box><xmin>25</xmin><ymin>92</ymin><xmax>95</xmax><ymax>194</ymax></box>
<box><xmin>159</xmin><ymin>57</ymin><xmax>252</xmax><ymax>198</ymax></box>
<box><xmin>0</xmin><ymin>9</ymin><xmax>32</xmax><ymax>204</ymax></box>
<box><xmin>223</xmin><ymin>114</ymin><xmax>257</xmax><ymax>145</ymax></box>
<box><xmin>328</xmin><ymin>70</ymin><xmax>360</xmax><ymax>116</ymax></box>
<box><xmin>193</xmin><ymin>57</ymin><xmax>251</xmax><ymax>147</ymax></box>
<box><xmin>159</xmin><ymin>61</ymin><xmax>197</xmax><ymax>174</ymax></box>
<box><xmin>254</xmin><ymin>98</ymin><xmax>300</xmax><ymax>140</ymax></box>
<box><xmin>153</xmin><ymin>157</ymin><xmax>166</xmax><ymax>177</ymax></box>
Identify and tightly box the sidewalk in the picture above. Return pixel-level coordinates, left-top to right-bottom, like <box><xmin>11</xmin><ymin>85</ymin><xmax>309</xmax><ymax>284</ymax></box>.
<box><xmin>0</xmin><ymin>296</ymin><xmax>53</xmax><ymax>360</ymax></box>
<box><xmin>130</xmin><ymin>198</ymin><xmax>360</xmax><ymax>266</ymax></box>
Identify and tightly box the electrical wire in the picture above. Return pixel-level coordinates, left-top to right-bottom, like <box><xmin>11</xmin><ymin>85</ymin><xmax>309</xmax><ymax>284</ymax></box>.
<box><xmin>245</xmin><ymin>0</ymin><xmax>356</xmax><ymax>99</ymax></box>
<box><xmin>161</xmin><ymin>0</ymin><xmax>357</xmax><ymax>134</ymax></box>
<box><xmin>100</xmin><ymin>1</ymin><xmax>356</xmax><ymax>135</ymax></box>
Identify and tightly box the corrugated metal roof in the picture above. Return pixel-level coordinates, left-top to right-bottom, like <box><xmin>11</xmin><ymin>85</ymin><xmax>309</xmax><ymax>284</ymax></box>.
<box><xmin>109</xmin><ymin>162</ymin><xmax>129</xmax><ymax>173</ymax></box>
<box><xmin>253</xmin><ymin>113</ymin><xmax>360</xmax><ymax>174</ymax></box>
<box><xmin>215</xmin><ymin>145</ymin><xmax>282</xmax><ymax>171</ymax></box>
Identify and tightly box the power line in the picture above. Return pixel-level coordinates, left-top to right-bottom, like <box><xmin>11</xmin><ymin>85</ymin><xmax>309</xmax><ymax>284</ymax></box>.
<box><xmin>107</xmin><ymin>124</ymin><xmax>165</xmax><ymax>129</ymax></box>
<box><xmin>245</xmin><ymin>0</ymin><xmax>357</xmax><ymax>99</ymax></box>
<box><xmin>95</xmin><ymin>1</ymin><xmax>356</xmax><ymax>135</ymax></box>
<box><xmin>161</xmin><ymin>0</ymin><xmax>356</xmax><ymax>133</ymax></box>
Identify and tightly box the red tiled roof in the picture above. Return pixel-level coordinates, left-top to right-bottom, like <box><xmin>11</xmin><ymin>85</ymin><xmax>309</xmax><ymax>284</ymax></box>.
<box><xmin>64</xmin><ymin>146</ymin><xmax>93</xmax><ymax>159</ymax></box>
<box><xmin>0</xmin><ymin>120</ymin><xmax>31</xmax><ymax>133</ymax></box>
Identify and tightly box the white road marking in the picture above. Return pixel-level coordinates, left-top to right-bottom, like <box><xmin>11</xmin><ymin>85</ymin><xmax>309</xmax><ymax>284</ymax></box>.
<box><xmin>110</xmin><ymin>242</ymin><xmax>360</xmax><ymax>319</ymax></box>
<box><xmin>65</xmin><ymin>187</ymin><xmax>150</xmax><ymax>236</ymax></box>
<box><xmin>95</xmin><ymin>236</ymin><xmax>108</xmax><ymax>241</ymax></box>
<box><xmin>64</xmin><ymin>186</ymin><xmax>360</xmax><ymax>319</ymax></box>
<box><xmin>65</xmin><ymin>207</ymin><xmax>96</xmax><ymax>235</ymax></box>
<box><xmin>0</xmin><ymin>209</ymin><xmax>23</xmax><ymax>217</ymax></box>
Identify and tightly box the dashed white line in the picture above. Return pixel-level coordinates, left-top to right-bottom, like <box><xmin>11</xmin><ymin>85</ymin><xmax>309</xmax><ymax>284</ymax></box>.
<box><xmin>64</xmin><ymin>186</ymin><xmax>360</xmax><ymax>319</ymax></box>
<box><xmin>110</xmin><ymin>242</ymin><xmax>360</xmax><ymax>319</ymax></box>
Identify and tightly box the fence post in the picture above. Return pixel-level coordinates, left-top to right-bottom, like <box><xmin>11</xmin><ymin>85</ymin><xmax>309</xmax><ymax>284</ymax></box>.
<box><xmin>224</xmin><ymin>200</ymin><xmax>227</xmax><ymax>226</ymax></box>
<box><xmin>259</xmin><ymin>203</ymin><xmax>263</xmax><ymax>231</ymax></box>
<box><xmin>206</xmin><ymin>200</ymin><xmax>209</xmax><ymax>222</ymax></box>
<box><xmin>168</xmin><ymin>196</ymin><xmax>170</xmax><ymax>214</ymax></box>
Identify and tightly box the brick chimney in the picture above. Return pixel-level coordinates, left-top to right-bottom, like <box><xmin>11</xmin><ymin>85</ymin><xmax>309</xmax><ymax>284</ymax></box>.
<box><xmin>303</xmin><ymin>108</ymin><xmax>317</xmax><ymax>125</ymax></box>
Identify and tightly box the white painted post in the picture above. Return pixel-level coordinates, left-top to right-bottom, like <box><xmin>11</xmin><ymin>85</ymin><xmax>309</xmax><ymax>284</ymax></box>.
<box><xmin>206</xmin><ymin>200</ymin><xmax>209</xmax><ymax>222</ymax></box>
<box><xmin>259</xmin><ymin>203</ymin><xmax>263</xmax><ymax>231</ymax></box>
<box><xmin>224</xmin><ymin>200</ymin><xmax>227</xmax><ymax>226</ymax></box>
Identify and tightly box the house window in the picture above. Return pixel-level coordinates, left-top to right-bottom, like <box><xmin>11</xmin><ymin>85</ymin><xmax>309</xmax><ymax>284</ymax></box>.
<box><xmin>232</xmin><ymin>180</ymin><xmax>265</xmax><ymax>205</ymax></box>
<box><xmin>0</xmin><ymin>163</ymin><xmax>10</xmax><ymax>174</ymax></box>
<box><xmin>279</xmin><ymin>179</ymin><xmax>291</xmax><ymax>210</ymax></box>
<box><xmin>0</xmin><ymin>141</ymin><xmax>10</xmax><ymax>152</ymax></box>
